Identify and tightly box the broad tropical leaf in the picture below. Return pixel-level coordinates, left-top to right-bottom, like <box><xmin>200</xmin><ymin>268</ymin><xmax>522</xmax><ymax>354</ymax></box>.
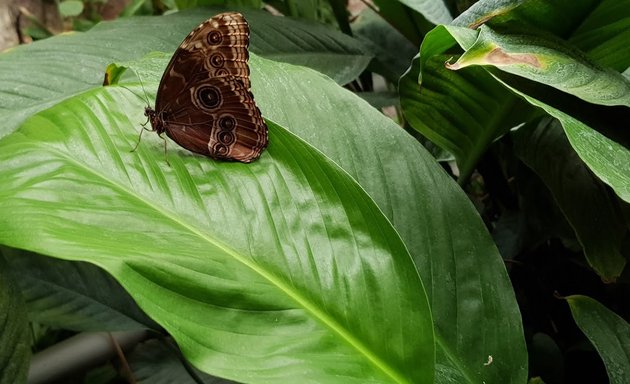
<box><xmin>0</xmin><ymin>55</ymin><xmax>435</xmax><ymax>382</ymax></box>
<box><xmin>566</xmin><ymin>295</ymin><xmax>630</xmax><ymax>384</ymax></box>
<box><xmin>513</xmin><ymin>118</ymin><xmax>627</xmax><ymax>281</ymax></box>
<box><xmin>0</xmin><ymin>10</ymin><xmax>526</xmax><ymax>383</ymax></box>
<box><xmin>0</xmin><ymin>255</ymin><xmax>30</xmax><ymax>384</ymax></box>
<box><xmin>401</xmin><ymin>0</ymin><xmax>630</xmax><ymax>212</ymax></box>
<box><xmin>4</xmin><ymin>248</ymin><xmax>157</xmax><ymax>331</ymax></box>
<box><xmin>0</xmin><ymin>8</ymin><xmax>371</xmax><ymax>137</ymax></box>
<box><xmin>247</xmin><ymin>60</ymin><xmax>527</xmax><ymax>384</ymax></box>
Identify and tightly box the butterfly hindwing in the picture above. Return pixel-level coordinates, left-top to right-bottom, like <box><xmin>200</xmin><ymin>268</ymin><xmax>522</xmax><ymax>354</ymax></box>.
<box><xmin>162</xmin><ymin>76</ymin><xmax>267</xmax><ymax>163</ymax></box>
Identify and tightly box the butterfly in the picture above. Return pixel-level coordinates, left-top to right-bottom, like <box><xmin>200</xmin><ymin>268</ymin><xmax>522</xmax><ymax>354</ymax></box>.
<box><xmin>143</xmin><ymin>12</ymin><xmax>268</xmax><ymax>163</ymax></box>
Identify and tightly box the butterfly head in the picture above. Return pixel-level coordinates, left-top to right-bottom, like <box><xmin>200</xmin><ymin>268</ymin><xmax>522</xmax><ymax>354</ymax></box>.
<box><xmin>144</xmin><ymin>106</ymin><xmax>165</xmax><ymax>134</ymax></box>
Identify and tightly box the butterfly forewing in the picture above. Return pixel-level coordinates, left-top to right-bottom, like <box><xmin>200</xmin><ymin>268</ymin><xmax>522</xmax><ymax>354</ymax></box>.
<box><xmin>146</xmin><ymin>12</ymin><xmax>267</xmax><ymax>163</ymax></box>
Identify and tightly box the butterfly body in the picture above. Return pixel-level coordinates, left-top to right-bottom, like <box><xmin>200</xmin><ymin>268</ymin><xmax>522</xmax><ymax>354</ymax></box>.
<box><xmin>144</xmin><ymin>12</ymin><xmax>268</xmax><ymax>163</ymax></box>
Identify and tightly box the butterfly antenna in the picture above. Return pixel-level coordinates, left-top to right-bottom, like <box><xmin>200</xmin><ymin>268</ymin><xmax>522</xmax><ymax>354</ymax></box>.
<box><xmin>133</xmin><ymin>67</ymin><xmax>152</xmax><ymax>107</ymax></box>
<box><xmin>115</xmin><ymin>67</ymin><xmax>152</xmax><ymax>107</ymax></box>
<box><xmin>117</xmin><ymin>83</ymin><xmax>147</xmax><ymax>106</ymax></box>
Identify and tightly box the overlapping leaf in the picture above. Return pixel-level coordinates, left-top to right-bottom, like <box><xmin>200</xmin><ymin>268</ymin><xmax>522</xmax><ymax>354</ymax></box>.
<box><xmin>0</xmin><ymin>8</ymin><xmax>370</xmax><ymax>137</ymax></box>
<box><xmin>248</xmin><ymin>59</ymin><xmax>526</xmax><ymax>384</ymax></box>
<box><xmin>4</xmin><ymin>249</ymin><xmax>157</xmax><ymax>331</ymax></box>
<box><xmin>400</xmin><ymin>25</ymin><xmax>530</xmax><ymax>183</ymax></box>
<box><xmin>0</xmin><ymin>56</ymin><xmax>434</xmax><ymax>382</ymax></box>
<box><xmin>401</xmin><ymin>0</ymin><xmax>630</xmax><ymax>190</ymax></box>
<box><xmin>0</xmin><ymin>255</ymin><xmax>30</xmax><ymax>384</ymax></box>
<box><xmin>446</xmin><ymin>25</ymin><xmax>630</xmax><ymax>107</ymax></box>
<box><xmin>0</xmin><ymin>9</ymin><xmax>527</xmax><ymax>383</ymax></box>
<box><xmin>566</xmin><ymin>295</ymin><xmax>630</xmax><ymax>384</ymax></box>
<box><xmin>513</xmin><ymin>118</ymin><xmax>627</xmax><ymax>281</ymax></box>
<box><xmin>400</xmin><ymin>0</ymin><xmax>630</xmax><ymax>283</ymax></box>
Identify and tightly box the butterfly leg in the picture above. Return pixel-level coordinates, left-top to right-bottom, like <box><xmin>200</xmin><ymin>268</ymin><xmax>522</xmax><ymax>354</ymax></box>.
<box><xmin>159</xmin><ymin>134</ymin><xmax>171</xmax><ymax>167</ymax></box>
<box><xmin>130</xmin><ymin>126</ymin><xmax>147</xmax><ymax>152</ymax></box>
<box><xmin>130</xmin><ymin>119</ymin><xmax>156</xmax><ymax>152</ymax></box>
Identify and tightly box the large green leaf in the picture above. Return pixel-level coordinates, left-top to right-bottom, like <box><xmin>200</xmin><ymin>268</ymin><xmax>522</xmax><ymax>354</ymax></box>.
<box><xmin>392</xmin><ymin>0</ymin><xmax>453</xmax><ymax>25</ymax></box>
<box><xmin>0</xmin><ymin>255</ymin><xmax>30</xmax><ymax>384</ymax></box>
<box><xmin>0</xmin><ymin>8</ymin><xmax>370</xmax><ymax>137</ymax></box>
<box><xmin>0</xmin><ymin>9</ymin><xmax>526</xmax><ymax>383</ymax></box>
<box><xmin>4</xmin><ymin>248</ymin><xmax>157</xmax><ymax>331</ymax></box>
<box><xmin>0</xmin><ymin>56</ymin><xmax>434</xmax><ymax>382</ymax></box>
<box><xmin>400</xmin><ymin>25</ymin><xmax>531</xmax><ymax>183</ymax></box>
<box><xmin>513</xmin><ymin>118</ymin><xmax>627</xmax><ymax>281</ymax></box>
<box><xmin>401</xmin><ymin>0</ymin><xmax>630</xmax><ymax>199</ymax></box>
<box><xmin>248</xmin><ymin>60</ymin><xmax>527</xmax><ymax>384</ymax></box>
<box><xmin>496</xmin><ymin>75</ymin><xmax>630</xmax><ymax>205</ymax></box>
<box><xmin>446</xmin><ymin>25</ymin><xmax>630</xmax><ymax>107</ymax></box>
<box><xmin>130</xmin><ymin>339</ymin><xmax>234</xmax><ymax>383</ymax></box>
<box><xmin>566</xmin><ymin>295</ymin><xmax>630</xmax><ymax>384</ymax></box>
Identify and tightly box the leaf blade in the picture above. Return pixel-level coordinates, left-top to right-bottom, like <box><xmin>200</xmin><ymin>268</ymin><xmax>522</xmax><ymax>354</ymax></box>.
<box><xmin>250</xmin><ymin>57</ymin><xmax>527</xmax><ymax>384</ymax></box>
<box><xmin>0</xmin><ymin>77</ymin><xmax>434</xmax><ymax>383</ymax></box>
<box><xmin>513</xmin><ymin>118</ymin><xmax>627</xmax><ymax>281</ymax></box>
<box><xmin>447</xmin><ymin>25</ymin><xmax>630</xmax><ymax>107</ymax></box>
<box><xmin>0</xmin><ymin>255</ymin><xmax>30</xmax><ymax>384</ymax></box>
<box><xmin>0</xmin><ymin>9</ymin><xmax>370</xmax><ymax>137</ymax></box>
<box><xmin>566</xmin><ymin>295</ymin><xmax>630</xmax><ymax>384</ymax></box>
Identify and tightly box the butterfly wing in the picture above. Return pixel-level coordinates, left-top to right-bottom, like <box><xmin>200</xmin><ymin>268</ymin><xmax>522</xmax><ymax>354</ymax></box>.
<box><xmin>162</xmin><ymin>75</ymin><xmax>267</xmax><ymax>162</ymax></box>
<box><xmin>153</xmin><ymin>12</ymin><xmax>267</xmax><ymax>163</ymax></box>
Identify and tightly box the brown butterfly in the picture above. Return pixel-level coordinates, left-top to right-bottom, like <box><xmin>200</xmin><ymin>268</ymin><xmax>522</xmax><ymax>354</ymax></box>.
<box><xmin>143</xmin><ymin>12</ymin><xmax>268</xmax><ymax>163</ymax></box>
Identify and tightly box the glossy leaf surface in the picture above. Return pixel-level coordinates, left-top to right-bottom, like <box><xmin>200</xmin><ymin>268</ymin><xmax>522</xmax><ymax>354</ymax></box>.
<box><xmin>0</xmin><ymin>56</ymin><xmax>434</xmax><ymax>383</ymax></box>
<box><xmin>5</xmin><ymin>249</ymin><xmax>157</xmax><ymax>331</ymax></box>
<box><xmin>0</xmin><ymin>9</ymin><xmax>370</xmax><ymax>137</ymax></box>
<box><xmin>513</xmin><ymin>118</ymin><xmax>627</xmax><ymax>281</ymax></box>
<box><xmin>248</xmin><ymin>59</ymin><xmax>526</xmax><ymax>384</ymax></box>
<box><xmin>567</xmin><ymin>295</ymin><xmax>630</xmax><ymax>384</ymax></box>
<box><xmin>446</xmin><ymin>25</ymin><xmax>630</xmax><ymax>107</ymax></box>
<box><xmin>0</xmin><ymin>255</ymin><xmax>30</xmax><ymax>384</ymax></box>
<box><xmin>0</xmin><ymin>10</ymin><xmax>526</xmax><ymax>383</ymax></box>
